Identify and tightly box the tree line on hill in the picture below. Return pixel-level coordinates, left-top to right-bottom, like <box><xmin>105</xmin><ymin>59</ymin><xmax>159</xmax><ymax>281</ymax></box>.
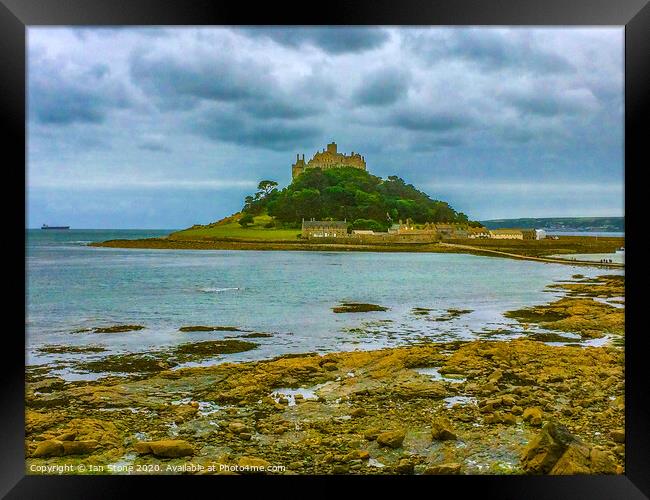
<box><xmin>239</xmin><ymin>167</ymin><xmax>481</xmax><ymax>230</ymax></box>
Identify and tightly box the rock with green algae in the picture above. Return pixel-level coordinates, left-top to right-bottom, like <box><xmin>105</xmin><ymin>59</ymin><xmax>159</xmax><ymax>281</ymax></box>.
<box><xmin>431</xmin><ymin>416</ymin><xmax>457</xmax><ymax>441</ymax></box>
<box><xmin>423</xmin><ymin>463</ymin><xmax>462</xmax><ymax>475</ymax></box>
<box><xmin>179</xmin><ymin>325</ymin><xmax>242</xmax><ymax>332</ymax></box>
<box><xmin>376</xmin><ymin>430</ymin><xmax>406</xmax><ymax>448</ymax></box>
<box><xmin>75</xmin><ymin>353</ymin><xmax>176</xmax><ymax>373</ymax></box>
<box><xmin>173</xmin><ymin>339</ymin><xmax>258</xmax><ymax>357</ymax></box>
<box><xmin>504</xmin><ymin>297</ymin><xmax>623</xmax><ymax>339</ymax></box>
<box><xmin>134</xmin><ymin>440</ymin><xmax>194</xmax><ymax>458</ymax></box>
<box><xmin>523</xmin><ymin>407</ymin><xmax>544</xmax><ymax>426</ymax></box>
<box><xmin>521</xmin><ymin>421</ymin><xmax>617</xmax><ymax>475</ymax></box>
<box><xmin>332</xmin><ymin>302</ymin><xmax>388</xmax><ymax>313</ymax></box>
<box><xmin>31</xmin><ymin>438</ymin><xmax>99</xmax><ymax>458</ymax></box>
<box><xmin>84</xmin><ymin>325</ymin><xmax>145</xmax><ymax>334</ymax></box>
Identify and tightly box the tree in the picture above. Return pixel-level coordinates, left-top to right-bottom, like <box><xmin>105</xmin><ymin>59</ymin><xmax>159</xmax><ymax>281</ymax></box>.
<box><xmin>241</xmin><ymin>180</ymin><xmax>279</xmax><ymax>215</ymax></box>
<box><xmin>257</xmin><ymin>180</ymin><xmax>278</xmax><ymax>197</ymax></box>
<box><xmin>238</xmin><ymin>213</ymin><xmax>254</xmax><ymax>227</ymax></box>
<box><xmin>267</xmin><ymin>166</ymin><xmax>471</xmax><ymax>226</ymax></box>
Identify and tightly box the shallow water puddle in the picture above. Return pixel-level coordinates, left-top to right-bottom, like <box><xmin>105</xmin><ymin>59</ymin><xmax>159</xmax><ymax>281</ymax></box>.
<box><xmin>593</xmin><ymin>297</ymin><xmax>625</xmax><ymax>309</ymax></box>
<box><xmin>197</xmin><ymin>401</ymin><xmax>223</xmax><ymax>416</ymax></box>
<box><xmin>415</xmin><ymin>367</ymin><xmax>466</xmax><ymax>383</ymax></box>
<box><xmin>443</xmin><ymin>396</ymin><xmax>477</xmax><ymax>408</ymax></box>
<box><xmin>271</xmin><ymin>387</ymin><xmax>320</xmax><ymax>406</ymax></box>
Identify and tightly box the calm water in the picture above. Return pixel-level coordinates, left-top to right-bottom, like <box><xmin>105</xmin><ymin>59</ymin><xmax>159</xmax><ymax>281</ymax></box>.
<box><xmin>26</xmin><ymin>229</ymin><xmax>623</xmax><ymax>379</ymax></box>
<box><xmin>547</xmin><ymin>231</ymin><xmax>624</xmax><ymax>237</ymax></box>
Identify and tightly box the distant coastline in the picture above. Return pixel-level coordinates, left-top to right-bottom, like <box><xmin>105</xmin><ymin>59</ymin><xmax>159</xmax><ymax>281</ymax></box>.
<box><xmin>481</xmin><ymin>216</ymin><xmax>624</xmax><ymax>233</ymax></box>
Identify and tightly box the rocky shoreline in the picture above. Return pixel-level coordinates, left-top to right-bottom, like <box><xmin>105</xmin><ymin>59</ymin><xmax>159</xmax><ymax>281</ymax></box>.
<box><xmin>25</xmin><ymin>275</ymin><xmax>624</xmax><ymax>475</ymax></box>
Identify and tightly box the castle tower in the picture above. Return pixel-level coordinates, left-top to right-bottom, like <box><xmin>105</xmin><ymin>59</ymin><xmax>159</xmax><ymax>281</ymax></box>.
<box><xmin>292</xmin><ymin>142</ymin><xmax>367</xmax><ymax>179</ymax></box>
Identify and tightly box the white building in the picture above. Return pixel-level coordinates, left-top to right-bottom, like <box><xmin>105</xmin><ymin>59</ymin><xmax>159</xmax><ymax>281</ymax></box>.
<box><xmin>535</xmin><ymin>229</ymin><xmax>547</xmax><ymax>240</ymax></box>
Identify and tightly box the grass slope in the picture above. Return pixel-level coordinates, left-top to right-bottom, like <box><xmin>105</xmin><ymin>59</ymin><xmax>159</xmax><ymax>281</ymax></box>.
<box><xmin>169</xmin><ymin>214</ymin><xmax>301</xmax><ymax>242</ymax></box>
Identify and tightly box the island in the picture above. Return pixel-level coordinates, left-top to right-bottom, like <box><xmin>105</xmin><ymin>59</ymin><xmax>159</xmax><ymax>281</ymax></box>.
<box><xmin>92</xmin><ymin>142</ymin><xmax>623</xmax><ymax>267</ymax></box>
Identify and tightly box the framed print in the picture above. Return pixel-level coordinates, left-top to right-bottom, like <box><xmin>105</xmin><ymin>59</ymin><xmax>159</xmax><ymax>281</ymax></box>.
<box><xmin>2</xmin><ymin>0</ymin><xmax>648</xmax><ymax>497</ymax></box>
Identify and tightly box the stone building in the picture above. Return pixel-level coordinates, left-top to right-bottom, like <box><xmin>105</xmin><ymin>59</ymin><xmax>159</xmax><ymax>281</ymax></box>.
<box><xmin>467</xmin><ymin>227</ymin><xmax>491</xmax><ymax>239</ymax></box>
<box><xmin>292</xmin><ymin>142</ymin><xmax>366</xmax><ymax>179</ymax></box>
<box><xmin>301</xmin><ymin>219</ymin><xmax>348</xmax><ymax>239</ymax></box>
<box><xmin>489</xmin><ymin>228</ymin><xmax>525</xmax><ymax>239</ymax></box>
<box><xmin>434</xmin><ymin>223</ymin><xmax>469</xmax><ymax>239</ymax></box>
<box><xmin>521</xmin><ymin>229</ymin><xmax>537</xmax><ymax>240</ymax></box>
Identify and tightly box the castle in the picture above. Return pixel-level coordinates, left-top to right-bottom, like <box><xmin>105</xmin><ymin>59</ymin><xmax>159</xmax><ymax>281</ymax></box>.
<box><xmin>292</xmin><ymin>142</ymin><xmax>367</xmax><ymax>179</ymax></box>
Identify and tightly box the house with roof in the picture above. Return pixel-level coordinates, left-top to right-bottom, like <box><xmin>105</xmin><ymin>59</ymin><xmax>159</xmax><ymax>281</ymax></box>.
<box><xmin>301</xmin><ymin>219</ymin><xmax>348</xmax><ymax>239</ymax></box>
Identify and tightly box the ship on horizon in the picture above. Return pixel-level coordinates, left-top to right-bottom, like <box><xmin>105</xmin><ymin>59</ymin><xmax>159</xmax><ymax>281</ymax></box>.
<box><xmin>41</xmin><ymin>224</ymin><xmax>70</xmax><ymax>230</ymax></box>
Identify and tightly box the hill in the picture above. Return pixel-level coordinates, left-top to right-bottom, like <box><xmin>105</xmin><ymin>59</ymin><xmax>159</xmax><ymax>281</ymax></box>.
<box><xmin>171</xmin><ymin>167</ymin><xmax>478</xmax><ymax>241</ymax></box>
<box><xmin>170</xmin><ymin>213</ymin><xmax>301</xmax><ymax>241</ymax></box>
<box><xmin>253</xmin><ymin>167</ymin><xmax>475</xmax><ymax>229</ymax></box>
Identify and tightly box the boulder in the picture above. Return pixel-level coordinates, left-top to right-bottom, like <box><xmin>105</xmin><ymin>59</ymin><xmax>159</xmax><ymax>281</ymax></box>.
<box><xmin>332</xmin><ymin>464</ymin><xmax>349</xmax><ymax>474</ymax></box>
<box><xmin>609</xmin><ymin>430</ymin><xmax>625</xmax><ymax>443</ymax></box>
<box><xmin>488</xmin><ymin>369</ymin><xmax>504</xmax><ymax>384</ymax></box>
<box><xmin>32</xmin><ymin>440</ymin><xmax>64</xmax><ymax>457</ymax></box>
<box><xmin>483</xmin><ymin>414</ymin><xmax>500</xmax><ymax>425</ymax></box>
<box><xmin>395</xmin><ymin>458</ymin><xmax>415</xmax><ymax>474</ymax></box>
<box><xmin>238</xmin><ymin>456</ymin><xmax>271</xmax><ymax>468</ymax></box>
<box><xmin>62</xmin><ymin>440</ymin><xmax>98</xmax><ymax>455</ymax></box>
<box><xmin>228</xmin><ymin>422</ymin><xmax>248</xmax><ymax>434</ymax></box>
<box><xmin>134</xmin><ymin>440</ymin><xmax>194</xmax><ymax>458</ymax></box>
<box><xmin>423</xmin><ymin>463</ymin><xmax>462</xmax><ymax>475</ymax></box>
<box><xmin>376</xmin><ymin>430</ymin><xmax>406</xmax><ymax>449</ymax></box>
<box><xmin>521</xmin><ymin>422</ymin><xmax>617</xmax><ymax>475</ymax></box>
<box><xmin>431</xmin><ymin>417</ymin><xmax>457</xmax><ymax>441</ymax></box>
<box><xmin>523</xmin><ymin>407</ymin><xmax>544</xmax><ymax>426</ymax></box>
<box><xmin>363</xmin><ymin>428</ymin><xmax>381</xmax><ymax>441</ymax></box>
<box><xmin>501</xmin><ymin>395</ymin><xmax>516</xmax><ymax>406</ymax></box>
<box><xmin>345</xmin><ymin>450</ymin><xmax>370</xmax><ymax>461</ymax></box>
<box><xmin>54</xmin><ymin>431</ymin><xmax>77</xmax><ymax>441</ymax></box>
<box><xmin>501</xmin><ymin>413</ymin><xmax>517</xmax><ymax>425</ymax></box>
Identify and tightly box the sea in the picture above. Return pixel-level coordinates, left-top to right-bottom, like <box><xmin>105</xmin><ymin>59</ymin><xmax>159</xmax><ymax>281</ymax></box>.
<box><xmin>26</xmin><ymin>229</ymin><xmax>624</xmax><ymax>380</ymax></box>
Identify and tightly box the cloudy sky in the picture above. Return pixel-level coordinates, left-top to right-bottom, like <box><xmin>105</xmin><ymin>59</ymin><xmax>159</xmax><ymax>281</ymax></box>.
<box><xmin>27</xmin><ymin>27</ymin><xmax>624</xmax><ymax>228</ymax></box>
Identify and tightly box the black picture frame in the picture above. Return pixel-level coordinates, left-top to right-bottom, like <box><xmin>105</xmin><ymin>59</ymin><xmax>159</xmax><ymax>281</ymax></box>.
<box><xmin>3</xmin><ymin>0</ymin><xmax>647</xmax><ymax>497</ymax></box>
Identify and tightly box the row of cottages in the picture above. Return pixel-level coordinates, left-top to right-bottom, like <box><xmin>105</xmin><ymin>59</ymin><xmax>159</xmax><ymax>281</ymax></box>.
<box><xmin>467</xmin><ymin>227</ymin><xmax>491</xmax><ymax>239</ymax></box>
<box><xmin>301</xmin><ymin>219</ymin><xmax>547</xmax><ymax>241</ymax></box>
<box><xmin>301</xmin><ymin>219</ymin><xmax>348</xmax><ymax>238</ymax></box>
<box><xmin>488</xmin><ymin>228</ymin><xmax>539</xmax><ymax>240</ymax></box>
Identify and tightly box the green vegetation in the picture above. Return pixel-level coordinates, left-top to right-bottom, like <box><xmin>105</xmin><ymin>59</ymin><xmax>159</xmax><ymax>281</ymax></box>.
<box><xmin>238</xmin><ymin>213</ymin><xmax>254</xmax><ymax>227</ymax></box>
<box><xmin>173</xmin><ymin>340</ymin><xmax>258</xmax><ymax>357</ymax></box>
<box><xmin>332</xmin><ymin>302</ymin><xmax>389</xmax><ymax>313</ymax></box>
<box><xmin>246</xmin><ymin>167</ymin><xmax>476</xmax><ymax>230</ymax></box>
<box><xmin>164</xmin><ymin>167</ymin><xmax>486</xmax><ymax>242</ymax></box>
<box><xmin>72</xmin><ymin>325</ymin><xmax>145</xmax><ymax>334</ymax></box>
<box><xmin>76</xmin><ymin>353</ymin><xmax>176</xmax><ymax>373</ymax></box>
<box><xmin>170</xmin><ymin>214</ymin><xmax>301</xmax><ymax>242</ymax></box>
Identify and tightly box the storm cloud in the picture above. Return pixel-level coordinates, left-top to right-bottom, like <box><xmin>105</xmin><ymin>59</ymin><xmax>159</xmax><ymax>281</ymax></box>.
<box><xmin>27</xmin><ymin>27</ymin><xmax>623</xmax><ymax>228</ymax></box>
<box><xmin>239</xmin><ymin>27</ymin><xmax>390</xmax><ymax>54</ymax></box>
<box><xmin>354</xmin><ymin>67</ymin><xmax>411</xmax><ymax>106</ymax></box>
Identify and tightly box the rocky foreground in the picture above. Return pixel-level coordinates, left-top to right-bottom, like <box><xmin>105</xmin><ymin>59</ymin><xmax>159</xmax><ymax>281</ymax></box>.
<box><xmin>25</xmin><ymin>275</ymin><xmax>624</xmax><ymax>475</ymax></box>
